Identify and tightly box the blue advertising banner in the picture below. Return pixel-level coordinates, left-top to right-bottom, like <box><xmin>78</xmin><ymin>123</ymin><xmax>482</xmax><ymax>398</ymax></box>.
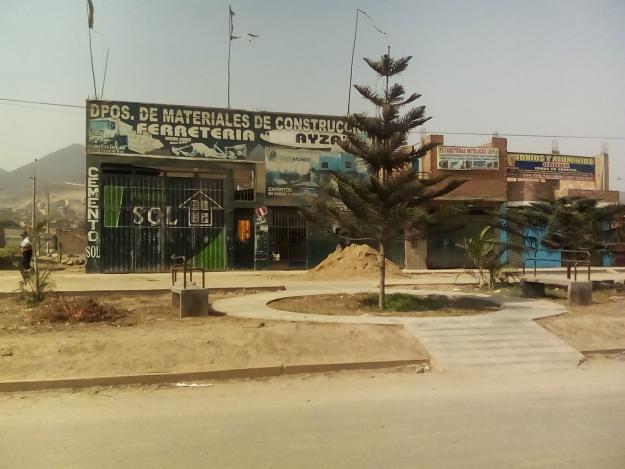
<box><xmin>507</xmin><ymin>153</ymin><xmax>595</xmax><ymax>181</ymax></box>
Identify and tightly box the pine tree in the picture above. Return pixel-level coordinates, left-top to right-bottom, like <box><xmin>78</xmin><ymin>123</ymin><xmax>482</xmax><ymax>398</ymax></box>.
<box><xmin>302</xmin><ymin>53</ymin><xmax>467</xmax><ymax>308</ymax></box>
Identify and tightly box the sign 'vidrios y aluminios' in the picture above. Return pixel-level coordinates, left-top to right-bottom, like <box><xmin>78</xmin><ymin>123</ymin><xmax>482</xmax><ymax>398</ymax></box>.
<box><xmin>507</xmin><ymin>153</ymin><xmax>595</xmax><ymax>181</ymax></box>
<box><xmin>86</xmin><ymin>100</ymin><xmax>351</xmax><ymax>160</ymax></box>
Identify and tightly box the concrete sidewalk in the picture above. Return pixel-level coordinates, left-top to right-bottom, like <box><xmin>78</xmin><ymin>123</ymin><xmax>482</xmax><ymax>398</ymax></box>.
<box><xmin>0</xmin><ymin>269</ymin><xmax>474</xmax><ymax>294</ymax></box>
<box><xmin>0</xmin><ymin>271</ymin><xmax>295</xmax><ymax>294</ymax></box>
<box><xmin>212</xmin><ymin>287</ymin><xmax>584</xmax><ymax>372</ymax></box>
<box><xmin>0</xmin><ymin>267</ymin><xmax>622</xmax><ymax>294</ymax></box>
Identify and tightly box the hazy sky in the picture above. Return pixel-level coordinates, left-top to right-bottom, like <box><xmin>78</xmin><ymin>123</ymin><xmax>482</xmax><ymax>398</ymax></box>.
<box><xmin>1</xmin><ymin>0</ymin><xmax>624</xmax><ymax>189</ymax></box>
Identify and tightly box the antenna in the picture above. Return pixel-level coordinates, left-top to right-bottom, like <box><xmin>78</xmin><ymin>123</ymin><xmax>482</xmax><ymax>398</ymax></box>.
<box><xmin>601</xmin><ymin>141</ymin><xmax>608</xmax><ymax>154</ymax></box>
<box><xmin>551</xmin><ymin>138</ymin><xmax>559</xmax><ymax>154</ymax></box>
<box><xmin>492</xmin><ymin>130</ymin><xmax>499</xmax><ymax>138</ymax></box>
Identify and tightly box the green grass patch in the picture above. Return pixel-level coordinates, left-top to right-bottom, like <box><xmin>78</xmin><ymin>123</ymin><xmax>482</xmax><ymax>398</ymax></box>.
<box><xmin>270</xmin><ymin>292</ymin><xmax>500</xmax><ymax>317</ymax></box>
<box><xmin>361</xmin><ymin>293</ymin><xmax>456</xmax><ymax>312</ymax></box>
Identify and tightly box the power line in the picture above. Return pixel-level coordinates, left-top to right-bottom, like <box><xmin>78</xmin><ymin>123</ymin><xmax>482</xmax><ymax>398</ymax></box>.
<box><xmin>0</xmin><ymin>98</ymin><xmax>85</xmax><ymax>109</ymax></box>
<box><xmin>0</xmin><ymin>100</ymin><xmax>84</xmax><ymax>115</ymax></box>
<box><xmin>425</xmin><ymin>131</ymin><xmax>625</xmax><ymax>141</ymax></box>
<box><xmin>1</xmin><ymin>97</ymin><xmax>624</xmax><ymax>141</ymax></box>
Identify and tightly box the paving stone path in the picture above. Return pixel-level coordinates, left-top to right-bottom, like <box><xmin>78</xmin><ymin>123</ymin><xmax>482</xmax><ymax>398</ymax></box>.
<box><xmin>212</xmin><ymin>286</ymin><xmax>584</xmax><ymax>372</ymax></box>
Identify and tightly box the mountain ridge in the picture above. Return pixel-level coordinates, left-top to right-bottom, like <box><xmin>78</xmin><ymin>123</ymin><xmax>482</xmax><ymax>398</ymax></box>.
<box><xmin>0</xmin><ymin>144</ymin><xmax>85</xmax><ymax>200</ymax></box>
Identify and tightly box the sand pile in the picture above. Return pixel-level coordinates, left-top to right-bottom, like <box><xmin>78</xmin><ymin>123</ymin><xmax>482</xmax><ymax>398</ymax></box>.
<box><xmin>308</xmin><ymin>243</ymin><xmax>407</xmax><ymax>279</ymax></box>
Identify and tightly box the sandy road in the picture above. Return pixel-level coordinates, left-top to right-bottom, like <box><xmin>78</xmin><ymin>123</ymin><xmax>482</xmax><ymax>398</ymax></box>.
<box><xmin>2</xmin><ymin>359</ymin><xmax>625</xmax><ymax>468</ymax></box>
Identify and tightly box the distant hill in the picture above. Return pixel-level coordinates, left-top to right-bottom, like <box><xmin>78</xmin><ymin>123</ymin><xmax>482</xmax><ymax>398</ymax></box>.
<box><xmin>0</xmin><ymin>144</ymin><xmax>85</xmax><ymax>200</ymax></box>
<box><xmin>0</xmin><ymin>168</ymin><xmax>7</xmax><ymax>175</ymax></box>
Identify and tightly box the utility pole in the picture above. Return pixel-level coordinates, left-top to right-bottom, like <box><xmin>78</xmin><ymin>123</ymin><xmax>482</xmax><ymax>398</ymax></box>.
<box><xmin>31</xmin><ymin>160</ymin><xmax>37</xmax><ymax>234</ymax></box>
<box><xmin>46</xmin><ymin>191</ymin><xmax>50</xmax><ymax>255</ymax></box>
<box><xmin>30</xmin><ymin>158</ymin><xmax>38</xmax><ymax>271</ymax></box>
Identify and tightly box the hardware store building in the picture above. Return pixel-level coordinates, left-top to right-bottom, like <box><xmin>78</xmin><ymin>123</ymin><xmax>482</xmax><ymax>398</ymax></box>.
<box><xmin>85</xmin><ymin>99</ymin><xmax>381</xmax><ymax>273</ymax></box>
<box><xmin>85</xmin><ymin>99</ymin><xmax>617</xmax><ymax>273</ymax></box>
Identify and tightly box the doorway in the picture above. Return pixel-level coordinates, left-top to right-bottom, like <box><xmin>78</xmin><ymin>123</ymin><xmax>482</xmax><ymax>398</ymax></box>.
<box><xmin>233</xmin><ymin>208</ymin><xmax>254</xmax><ymax>268</ymax></box>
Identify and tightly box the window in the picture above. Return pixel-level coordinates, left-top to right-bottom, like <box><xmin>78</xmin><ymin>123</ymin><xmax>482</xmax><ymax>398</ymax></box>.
<box><xmin>321</xmin><ymin>162</ymin><xmax>329</xmax><ymax>169</ymax></box>
<box><xmin>345</xmin><ymin>162</ymin><xmax>352</xmax><ymax>169</ymax></box>
<box><xmin>237</xmin><ymin>219</ymin><xmax>252</xmax><ymax>242</ymax></box>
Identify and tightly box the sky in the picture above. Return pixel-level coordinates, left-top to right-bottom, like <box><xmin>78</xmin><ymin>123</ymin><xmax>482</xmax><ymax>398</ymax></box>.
<box><xmin>1</xmin><ymin>0</ymin><xmax>624</xmax><ymax>189</ymax></box>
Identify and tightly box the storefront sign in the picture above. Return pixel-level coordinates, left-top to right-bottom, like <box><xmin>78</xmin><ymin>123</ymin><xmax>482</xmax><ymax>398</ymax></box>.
<box><xmin>437</xmin><ymin>146</ymin><xmax>499</xmax><ymax>170</ymax></box>
<box><xmin>265</xmin><ymin>148</ymin><xmax>367</xmax><ymax>199</ymax></box>
<box><xmin>507</xmin><ymin>153</ymin><xmax>595</xmax><ymax>181</ymax></box>
<box><xmin>86</xmin><ymin>166</ymin><xmax>100</xmax><ymax>259</ymax></box>
<box><xmin>254</xmin><ymin>206</ymin><xmax>269</xmax><ymax>269</ymax></box>
<box><xmin>86</xmin><ymin>100</ymin><xmax>350</xmax><ymax>161</ymax></box>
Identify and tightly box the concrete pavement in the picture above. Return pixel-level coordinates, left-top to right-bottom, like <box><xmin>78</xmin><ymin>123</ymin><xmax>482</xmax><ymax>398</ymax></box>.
<box><xmin>1</xmin><ymin>267</ymin><xmax>623</xmax><ymax>294</ymax></box>
<box><xmin>0</xmin><ymin>270</ymin><xmax>293</xmax><ymax>293</ymax></box>
<box><xmin>212</xmin><ymin>287</ymin><xmax>584</xmax><ymax>371</ymax></box>
<box><xmin>2</xmin><ymin>362</ymin><xmax>624</xmax><ymax>468</ymax></box>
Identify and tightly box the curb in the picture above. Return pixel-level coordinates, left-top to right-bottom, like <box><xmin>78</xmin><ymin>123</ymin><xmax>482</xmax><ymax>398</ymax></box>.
<box><xmin>0</xmin><ymin>285</ymin><xmax>286</xmax><ymax>298</ymax></box>
<box><xmin>0</xmin><ymin>359</ymin><xmax>429</xmax><ymax>393</ymax></box>
<box><xmin>581</xmin><ymin>348</ymin><xmax>625</xmax><ymax>356</ymax></box>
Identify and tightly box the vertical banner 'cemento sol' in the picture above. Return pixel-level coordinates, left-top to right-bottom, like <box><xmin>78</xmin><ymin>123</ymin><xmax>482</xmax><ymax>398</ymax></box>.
<box><xmin>86</xmin><ymin>166</ymin><xmax>100</xmax><ymax>270</ymax></box>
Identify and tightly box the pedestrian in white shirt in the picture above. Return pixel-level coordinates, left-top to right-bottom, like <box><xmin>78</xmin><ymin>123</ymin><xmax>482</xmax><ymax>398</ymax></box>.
<box><xmin>20</xmin><ymin>231</ymin><xmax>33</xmax><ymax>272</ymax></box>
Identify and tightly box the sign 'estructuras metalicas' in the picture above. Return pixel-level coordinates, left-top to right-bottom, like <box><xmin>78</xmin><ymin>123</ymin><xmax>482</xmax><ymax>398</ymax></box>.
<box><xmin>437</xmin><ymin>146</ymin><xmax>499</xmax><ymax>170</ymax></box>
<box><xmin>507</xmin><ymin>153</ymin><xmax>595</xmax><ymax>181</ymax></box>
<box><xmin>86</xmin><ymin>100</ymin><xmax>351</xmax><ymax>160</ymax></box>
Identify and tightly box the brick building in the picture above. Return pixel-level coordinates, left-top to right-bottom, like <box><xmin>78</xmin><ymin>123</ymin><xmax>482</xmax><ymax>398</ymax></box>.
<box><xmin>405</xmin><ymin>134</ymin><xmax>618</xmax><ymax>269</ymax></box>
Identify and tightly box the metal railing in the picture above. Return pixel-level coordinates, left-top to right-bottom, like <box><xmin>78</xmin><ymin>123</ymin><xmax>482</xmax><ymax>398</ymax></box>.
<box><xmin>522</xmin><ymin>249</ymin><xmax>591</xmax><ymax>281</ymax></box>
<box><xmin>170</xmin><ymin>255</ymin><xmax>205</xmax><ymax>288</ymax></box>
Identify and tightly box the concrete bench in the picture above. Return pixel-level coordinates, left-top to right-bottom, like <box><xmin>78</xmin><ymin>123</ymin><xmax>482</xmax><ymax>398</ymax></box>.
<box><xmin>521</xmin><ymin>276</ymin><xmax>592</xmax><ymax>305</ymax></box>
<box><xmin>171</xmin><ymin>285</ymin><xmax>210</xmax><ymax>318</ymax></box>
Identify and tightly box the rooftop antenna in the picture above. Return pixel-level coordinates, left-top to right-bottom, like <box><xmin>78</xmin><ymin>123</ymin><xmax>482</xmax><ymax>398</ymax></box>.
<box><xmin>346</xmin><ymin>9</ymin><xmax>387</xmax><ymax>115</ymax></box>
<box><xmin>601</xmin><ymin>141</ymin><xmax>608</xmax><ymax>154</ymax></box>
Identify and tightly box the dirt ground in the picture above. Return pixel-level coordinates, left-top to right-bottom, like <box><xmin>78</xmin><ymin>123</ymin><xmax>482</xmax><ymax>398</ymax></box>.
<box><xmin>270</xmin><ymin>293</ymin><xmax>500</xmax><ymax>317</ymax></box>
<box><xmin>0</xmin><ymin>292</ymin><xmax>428</xmax><ymax>382</ymax></box>
<box><xmin>307</xmin><ymin>244</ymin><xmax>407</xmax><ymax>279</ymax></box>
<box><xmin>536</xmin><ymin>288</ymin><xmax>625</xmax><ymax>351</ymax></box>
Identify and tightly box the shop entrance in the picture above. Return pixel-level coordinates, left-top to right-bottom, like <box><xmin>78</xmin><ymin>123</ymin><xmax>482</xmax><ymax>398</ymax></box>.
<box><xmin>100</xmin><ymin>170</ymin><xmax>226</xmax><ymax>273</ymax></box>
<box><xmin>233</xmin><ymin>208</ymin><xmax>255</xmax><ymax>269</ymax></box>
<box><xmin>267</xmin><ymin>207</ymin><xmax>307</xmax><ymax>269</ymax></box>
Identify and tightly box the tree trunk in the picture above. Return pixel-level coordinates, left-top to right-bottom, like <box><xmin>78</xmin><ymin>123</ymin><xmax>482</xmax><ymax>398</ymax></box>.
<box><xmin>378</xmin><ymin>242</ymin><xmax>386</xmax><ymax>310</ymax></box>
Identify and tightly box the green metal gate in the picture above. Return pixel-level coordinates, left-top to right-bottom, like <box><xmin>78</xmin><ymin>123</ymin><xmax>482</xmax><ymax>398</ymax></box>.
<box><xmin>101</xmin><ymin>172</ymin><xmax>226</xmax><ymax>272</ymax></box>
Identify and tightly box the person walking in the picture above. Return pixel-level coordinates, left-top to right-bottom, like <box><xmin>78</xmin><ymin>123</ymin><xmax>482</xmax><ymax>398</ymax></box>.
<box><xmin>20</xmin><ymin>231</ymin><xmax>33</xmax><ymax>274</ymax></box>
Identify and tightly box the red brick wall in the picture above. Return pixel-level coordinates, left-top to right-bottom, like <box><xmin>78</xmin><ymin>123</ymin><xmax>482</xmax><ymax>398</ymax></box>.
<box><xmin>507</xmin><ymin>180</ymin><xmax>558</xmax><ymax>202</ymax></box>
<box><xmin>423</xmin><ymin>135</ymin><xmax>508</xmax><ymax>201</ymax></box>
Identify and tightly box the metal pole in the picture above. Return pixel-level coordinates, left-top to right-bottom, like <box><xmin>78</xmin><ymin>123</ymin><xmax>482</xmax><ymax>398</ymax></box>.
<box><xmin>31</xmin><ymin>161</ymin><xmax>37</xmax><ymax>234</ymax></box>
<box><xmin>46</xmin><ymin>192</ymin><xmax>50</xmax><ymax>255</ymax></box>
<box><xmin>100</xmin><ymin>48</ymin><xmax>109</xmax><ymax>99</ymax></box>
<box><xmin>31</xmin><ymin>159</ymin><xmax>38</xmax><ymax>272</ymax></box>
<box><xmin>227</xmin><ymin>38</ymin><xmax>232</xmax><ymax>108</ymax></box>
<box><xmin>88</xmin><ymin>21</ymin><xmax>98</xmax><ymax>99</ymax></box>
<box><xmin>346</xmin><ymin>9</ymin><xmax>359</xmax><ymax>116</ymax></box>
<box><xmin>227</xmin><ymin>5</ymin><xmax>232</xmax><ymax>109</ymax></box>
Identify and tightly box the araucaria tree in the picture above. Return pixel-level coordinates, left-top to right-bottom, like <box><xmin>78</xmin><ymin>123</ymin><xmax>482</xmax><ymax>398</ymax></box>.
<box><xmin>302</xmin><ymin>54</ymin><xmax>466</xmax><ymax>308</ymax></box>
